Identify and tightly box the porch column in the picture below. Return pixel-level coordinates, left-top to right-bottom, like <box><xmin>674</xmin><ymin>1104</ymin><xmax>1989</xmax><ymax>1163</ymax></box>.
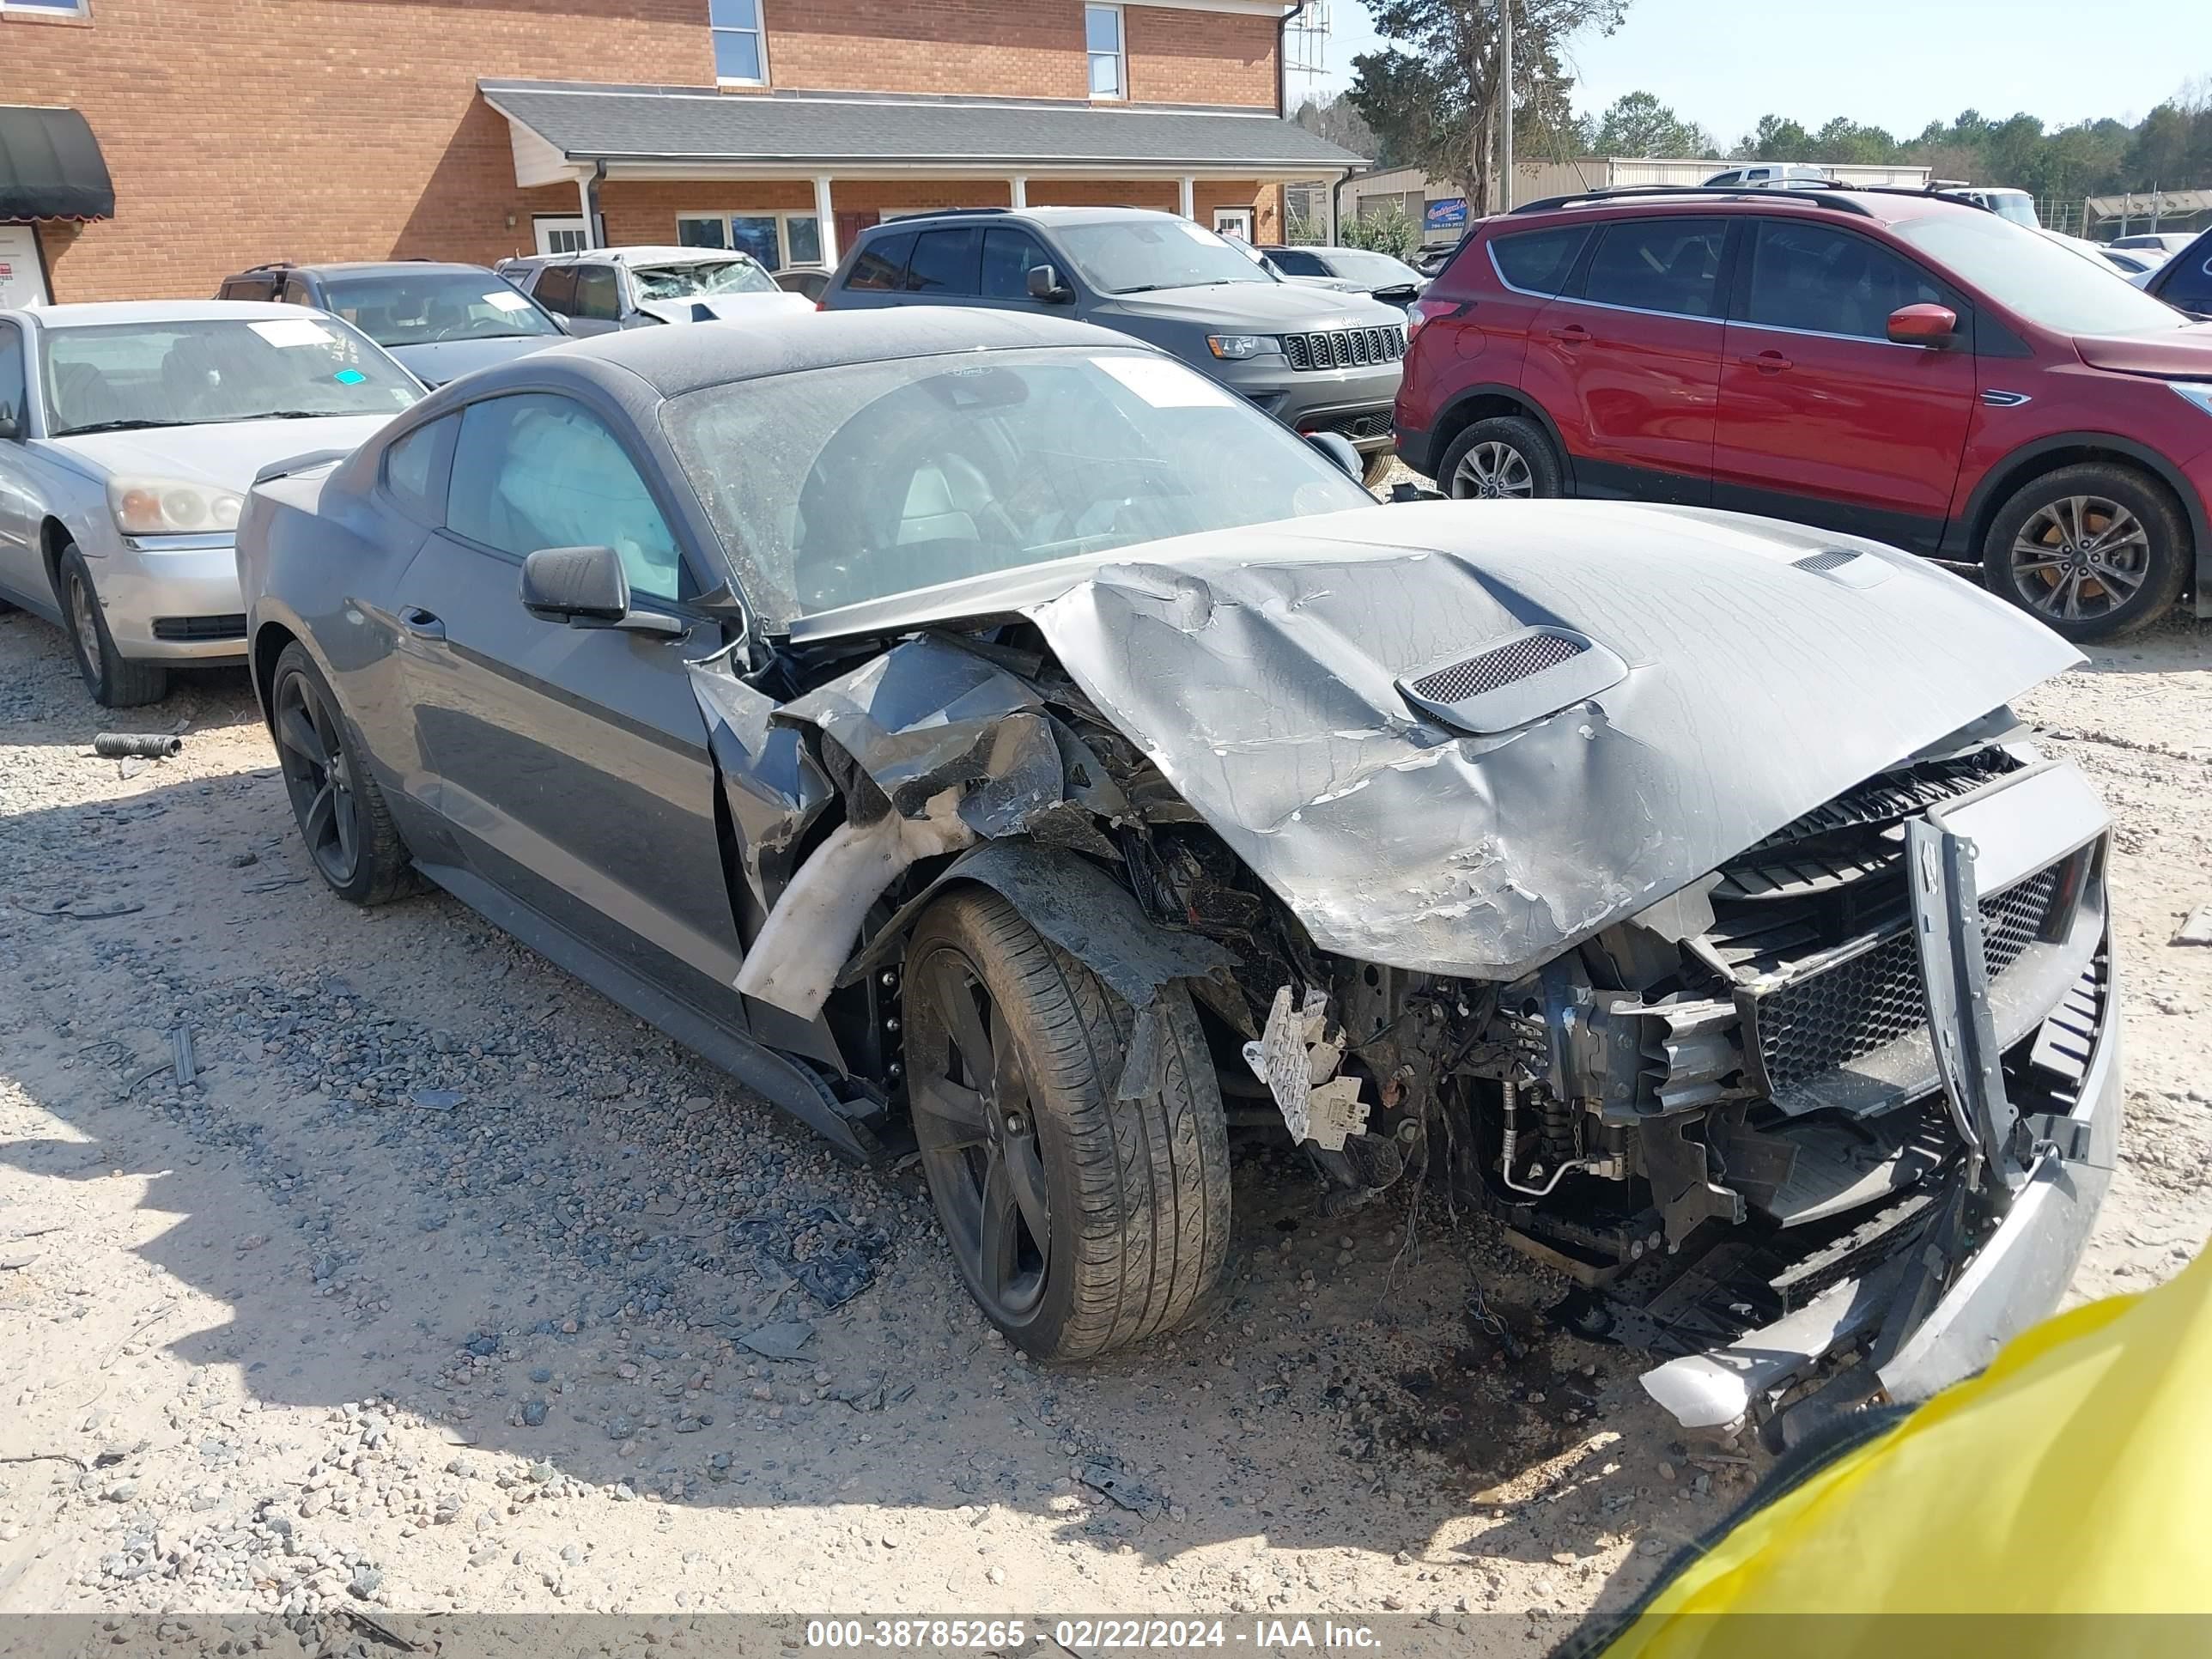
<box><xmin>1010</xmin><ymin>174</ymin><xmax>1028</xmax><ymax>209</ymax></box>
<box><xmin>1178</xmin><ymin>175</ymin><xmax>1196</xmax><ymax>220</ymax></box>
<box><xmin>813</xmin><ymin>173</ymin><xmax>837</xmax><ymax>264</ymax></box>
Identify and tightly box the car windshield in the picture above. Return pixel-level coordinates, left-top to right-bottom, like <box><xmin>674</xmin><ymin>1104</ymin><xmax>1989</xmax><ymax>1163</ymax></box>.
<box><xmin>1983</xmin><ymin>194</ymin><xmax>2040</xmax><ymax>228</ymax></box>
<box><xmin>1054</xmin><ymin>220</ymin><xmax>1276</xmax><ymax>295</ymax></box>
<box><xmin>1322</xmin><ymin>250</ymin><xmax>1425</xmax><ymax>287</ymax></box>
<box><xmin>663</xmin><ymin>346</ymin><xmax>1373</xmax><ymax>627</ymax></box>
<box><xmin>630</xmin><ymin>258</ymin><xmax>780</xmax><ymax>301</ymax></box>
<box><xmin>1892</xmin><ymin>211</ymin><xmax>2189</xmax><ymax>336</ymax></box>
<box><xmin>40</xmin><ymin>318</ymin><xmax>422</xmax><ymax>435</ymax></box>
<box><xmin>320</xmin><ymin>272</ymin><xmax>559</xmax><ymax>346</ymax></box>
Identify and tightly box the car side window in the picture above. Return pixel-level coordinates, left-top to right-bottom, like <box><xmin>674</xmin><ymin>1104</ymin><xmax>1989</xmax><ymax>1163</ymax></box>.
<box><xmin>846</xmin><ymin>230</ymin><xmax>916</xmax><ymax>293</ymax></box>
<box><xmin>1271</xmin><ymin>249</ymin><xmax>1327</xmax><ymax>276</ymax></box>
<box><xmin>1578</xmin><ymin>218</ymin><xmax>1728</xmax><ymax>319</ymax></box>
<box><xmin>980</xmin><ymin>229</ymin><xmax>1052</xmax><ymax>300</ymax></box>
<box><xmin>222</xmin><ymin>276</ymin><xmax>279</xmax><ymax>302</ymax></box>
<box><xmin>1490</xmin><ymin>226</ymin><xmax>1590</xmax><ymax>295</ymax></box>
<box><xmin>382</xmin><ymin>414</ymin><xmax>456</xmax><ymax>525</ymax></box>
<box><xmin>2160</xmin><ymin>246</ymin><xmax>2212</xmax><ymax>313</ymax></box>
<box><xmin>1708</xmin><ymin>172</ymin><xmax>1741</xmax><ymax>188</ymax></box>
<box><xmin>533</xmin><ymin>266</ymin><xmax>578</xmax><ymax>315</ymax></box>
<box><xmin>573</xmin><ymin>265</ymin><xmax>621</xmax><ymax>322</ymax></box>
<box><xmin>905</xmin><ymin>227</ymin><xmax>982</xmax><ymax>295</ymax></box>
<box><xmin>281</xmin><ymin>277</ymin><xmax>317</xmax><ymax>307</ymax></box>
<box><xmin>0</xmin><ymin>322</ymin><xmax>24</xmax><ymax>431</ymax></box>
<box><xmin>1741</xmin><ymin>221</ymin><xmax>1949</xmax><ymax>340</ymax></box>
<box><xmin>447</xmin><ymin>394</ymin><xmax>691</xmax><ymax>604</ymax></box>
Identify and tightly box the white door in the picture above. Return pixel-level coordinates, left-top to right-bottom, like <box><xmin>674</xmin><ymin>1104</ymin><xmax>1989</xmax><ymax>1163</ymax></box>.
<box><xmin>1211</xmin><ymin>207</ymin><xmax>1255</xmax><ymax>240</ymax></box>
<box><xmin>0</xmin><ymin>226</ymin><xmax>51</xmax><ymax>308</ymax></box>
<box><xmin>534</xmin><ymin>216</ymin><xmax>590</xmax><ymax>256</ymax></box>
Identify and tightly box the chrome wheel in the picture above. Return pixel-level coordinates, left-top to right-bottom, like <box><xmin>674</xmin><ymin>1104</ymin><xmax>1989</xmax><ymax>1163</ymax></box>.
<box><xmin>273</xmin><ymin>669</ymin><xmax>362</xmax><ymax>886</ymax></box>
<box><xmin>2008</xmin><ymin>495</ymin><xmax>2151</xmax><ymax>626</ymax></box>
<box><xmin>64</xmin><ymin>564</ymin><xmax>101</xmax><ymax>681</ymax></box>
<box><xmin>908</xmin><ymin>945</ymin><xmax>1052</xmax><ymax>1324</ymax></box>
<box><xmin>1451</xmin><ymin>440</ymin><xmax>1534</xmax><ymax>501</ymax></box>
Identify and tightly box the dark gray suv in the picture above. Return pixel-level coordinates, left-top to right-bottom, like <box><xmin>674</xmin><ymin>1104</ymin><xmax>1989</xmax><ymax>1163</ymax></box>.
<box><xmin>821</xmin><ymin>208</ymin><xmax>1408</xmax><ymax>483</ymax></box>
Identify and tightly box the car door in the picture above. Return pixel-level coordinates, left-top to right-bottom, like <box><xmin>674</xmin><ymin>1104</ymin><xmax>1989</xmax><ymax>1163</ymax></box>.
<box><xmin>566</xmin><ymin>264</ymin><xmax>623</xmax><ymax>335</ymax></box>
<box><xmin>899</xmin><ymin>225</ymin><xmax>982</xmax><ymax>308</ymax></box>
<box><xmin>975</xmin><ymin>226</ymin><xmax>1058</xmax><ymax>314</ymax></box>
<box><xmin>1522</xmin><ymin>215</ymin><xmax>1730</xmax><ymax>503</ymax></box>
<box><xmin>1712</xmin><ymin>217</ymin><xmax>1977</xmax><ymax>550</ymax></box>
<box><xmin>390</xmin><ymin>387</ymin><xmax>748</xmax><ymax>1013</ymax></box>
<box><xmin>0</xmin><ymin>317</ymin><xmax>38</xmax><ymax>599</ymax></box>
<box><xmin>528</xmin><ymin>264</ymin><xmax>583</xmax><ymax>333</ymax></box>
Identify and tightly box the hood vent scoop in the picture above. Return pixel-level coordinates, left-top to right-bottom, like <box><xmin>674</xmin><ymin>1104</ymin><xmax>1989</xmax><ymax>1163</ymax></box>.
<box><xmin>1398</xmin><ymin>625</ymin><xmax>1629</xmax><ymax>734</ymax></box>
<box><xmin>1792</xmin><ymin>547</ymin><xmax>1893</xmax><ymax>588</ymax></box>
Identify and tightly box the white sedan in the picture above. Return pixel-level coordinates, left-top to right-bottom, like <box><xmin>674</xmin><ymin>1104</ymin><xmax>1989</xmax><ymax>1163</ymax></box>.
<box><xmin>0</xmin><ymin>301</ymin><xmax>421</xmax><ymax>705</ymax></box>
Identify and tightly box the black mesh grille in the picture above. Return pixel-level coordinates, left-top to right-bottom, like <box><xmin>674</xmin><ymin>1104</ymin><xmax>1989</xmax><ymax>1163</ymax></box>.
<box><xmin>1282</xmin><ymin>325</ymin><xmax>1407</xmax><ymax>373</ymax></box>
<box><xmin>1304</xmin><ymin>410</ymin><xmax>1395</xmax><ymax>441</ymax></box>
<box><xmin>151</xmin><ymin>615</ymin><xmax>247</xmax><ymax>641</ymax></box>
<box><xmin>1409</xmin><ymin>633</ymin><xmax>1587</xmax><ymax>702</ymax></box>
<box><xmin>1754</xmin><ymin>866</ymin><xmax>2062</xmax><ymax>1091</ymax></box>
<box><xmin>1794</xmin><ymin>550</ymin><xmax>1862</xmax><ymax>574</ymax></box>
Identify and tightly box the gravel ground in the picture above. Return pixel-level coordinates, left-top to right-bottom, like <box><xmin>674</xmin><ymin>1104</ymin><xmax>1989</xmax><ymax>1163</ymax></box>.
<box><xmin>1</xmin><ymin>577</ymin><xmax>2208</xmax><ymax>1644</ymax></box>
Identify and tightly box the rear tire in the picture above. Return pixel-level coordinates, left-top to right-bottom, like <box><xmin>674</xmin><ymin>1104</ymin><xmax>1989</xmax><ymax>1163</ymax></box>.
<box><xmin>904</xmin><ymin>889</ymin><xmax>1230</xmax><ymax>1361</ymax></box>
<box><xmin>270</xmin><ymin>642</ymin><xmax>419</xmax><ymax>905</ymax></box>
<box><xmin>1362</xmin><ymin>450</ymin><xmax>1398</xmax><ymax>490</ymax></box>
<box><xmin>57</xmin><ymin>544</ymin><xmax>169</xmax><ymax>708</ymax></box>
<box><xmin>1981</xmin><ymin>463</ymin><xmax>2188</xmax><ymax>641</ymax></box>
<box><xmin>1439</xmin><ymin>415</ymin><xmax>1563</xmax><ymax>501</ymax></box>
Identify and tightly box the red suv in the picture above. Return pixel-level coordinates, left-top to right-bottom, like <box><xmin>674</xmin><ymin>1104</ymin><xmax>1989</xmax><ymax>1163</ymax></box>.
<box><xmin>1395</xmin><ymin>187</ymin><xmax>2212</xmax><ymax>639</ymax></box>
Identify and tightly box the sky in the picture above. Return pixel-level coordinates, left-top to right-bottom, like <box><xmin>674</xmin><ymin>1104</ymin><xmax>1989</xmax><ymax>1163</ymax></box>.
<box><xmin>1305</xmin><ymin>0</ymin><xmax>2209</xmax><ymax>148</ymax></box>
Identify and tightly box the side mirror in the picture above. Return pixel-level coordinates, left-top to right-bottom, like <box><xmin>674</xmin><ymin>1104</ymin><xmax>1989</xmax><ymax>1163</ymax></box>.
<box><xmin>1026</xmin><ymin>264</ymin><xmax>1074</xmax><ymax>304</ymax></box>
<box><xmin>520</xmin><ymin>545</ymin><xmax>684</xmax><ymax>636</ymax></box>
<box><xmin>0</xmin><ymin>406</ymin><xmax>19</xmax><ymax>441</ymax></box>
<box><xmin>1306</xmin><ymin>431</ymin><xmax>1363</xmax><ymax>480</ymax></box>
<box><xmin>1887</xmin><ymin>303</ymin><xmax>1959</xmax><ymax>346</ymax></box>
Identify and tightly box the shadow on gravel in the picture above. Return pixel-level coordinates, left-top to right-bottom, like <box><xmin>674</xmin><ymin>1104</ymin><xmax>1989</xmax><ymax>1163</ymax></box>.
<box><xmin>0</xmin><ymin>696</ymin><xmax>1691</xmax><ymax>1583</ymax></box>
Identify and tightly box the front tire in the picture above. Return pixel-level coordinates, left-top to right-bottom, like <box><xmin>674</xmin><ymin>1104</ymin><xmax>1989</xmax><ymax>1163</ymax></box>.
<box><xmin>57</xmin><ymin>544</ymin><xmax>169</xmax><ymax>708</ymax></box>
<box><xmin>270</xmin><ymin>642</ymin><xmax>418</xmax><ymax>905</ymax></box>
<box><xmin>1438</xmin><ymin>415</ymin><xmax>1564</xmax><ymax>501</ymax></box>
<box><xmin>903</xmin><ymin>889</ymin><xmax>1230</xmax><ymax>1360</ymax></box>
<box><xmin>1981</xmin><ymin>463</ymin><xmax>2188</xmax><ymax>641</ymax></box>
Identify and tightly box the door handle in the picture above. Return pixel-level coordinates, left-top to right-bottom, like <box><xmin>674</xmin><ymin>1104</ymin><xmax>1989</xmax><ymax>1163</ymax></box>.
<box><xmin>1549</xmin><ymin>324</ymin><xmax>1591</xmax><ymax>344</ymax></box>
<box><xmin>398</xmin><ymin>605</ymin><xmax>445</xmax><ymax>640</ymax></box>
<box><xmin>1739</xmin><ymin>350</ymin><xmax>1793</xmax><ymax>373</ymax></box>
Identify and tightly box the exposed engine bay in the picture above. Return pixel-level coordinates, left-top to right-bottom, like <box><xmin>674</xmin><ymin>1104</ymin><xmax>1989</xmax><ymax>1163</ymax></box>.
<box><xmin>684</xmin><ymin>508</ymin><xmax>2118</xmax><ymax>1437</ymax></box>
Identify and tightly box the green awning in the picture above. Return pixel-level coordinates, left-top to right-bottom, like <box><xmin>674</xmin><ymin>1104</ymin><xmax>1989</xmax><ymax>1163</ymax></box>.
<box><xmin>0</xmin><ymin>106</ymin><xmax>115</xmax><ymax>222</ymax></box>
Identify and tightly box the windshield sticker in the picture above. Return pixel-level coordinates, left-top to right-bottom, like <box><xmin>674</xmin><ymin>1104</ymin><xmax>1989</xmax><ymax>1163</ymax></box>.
<box><xmin>483</xmin><ymin>289</ymin><xmax>532</xmax><ymax>311</ymax></box>
<box><xmin>1093</xmin><ymin>355</ymin><xmax>1237</xmax><ymax>409</ymax></box>
<box><xmin>332</xmin><ymin>368</ymin><xmax>368</xmax><ymax>386</ymax></box>
<box><xmin>249</xmin><ymin>319</ymin><xmax>337</xmax><ymax>348</ymax></box>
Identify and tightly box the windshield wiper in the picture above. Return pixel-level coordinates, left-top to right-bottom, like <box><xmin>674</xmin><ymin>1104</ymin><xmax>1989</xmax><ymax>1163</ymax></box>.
<box><xmin>55</xmin><ymin>418</ymin><xmax>189</xmax><ymax>435</ymax></box>
<box><xmin>228</xmin><ymin>410</ymin><xmax>358</xmax><ymax>422</ymax></box>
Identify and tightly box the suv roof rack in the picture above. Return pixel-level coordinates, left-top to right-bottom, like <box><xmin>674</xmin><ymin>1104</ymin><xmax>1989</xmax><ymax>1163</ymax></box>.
<box><xmin>1509</xmin><ymin>184</ymin><xmax>1874</xmax><ymax>218</ymax></box>
<box><xmin>240</xmin><ymin>260</ymin><xmax>297</xmax><ymax>273</ymax></box>
<box><xmin>881</xmin><ymin>207</ymin><xmax>1015</xmax><ymax>222</ymax></box>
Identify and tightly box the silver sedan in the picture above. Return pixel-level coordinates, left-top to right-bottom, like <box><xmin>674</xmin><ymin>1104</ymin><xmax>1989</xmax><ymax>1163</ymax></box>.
<box><xmin>0</xmin><ymin>300</ymin><xmax>420</xmax><ymax>705</ymax></box>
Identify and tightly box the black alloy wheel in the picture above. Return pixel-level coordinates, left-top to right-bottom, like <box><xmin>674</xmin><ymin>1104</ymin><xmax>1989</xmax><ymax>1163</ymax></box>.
<box><xmin>273</xmin><ymin>660</ymin><xmax>365</xmax><ymax>889</ymax></box>
<box><xmin>908</xmin><ymin>941</ymin><xmax>1054</xmax><ymax>1326</ymax></box>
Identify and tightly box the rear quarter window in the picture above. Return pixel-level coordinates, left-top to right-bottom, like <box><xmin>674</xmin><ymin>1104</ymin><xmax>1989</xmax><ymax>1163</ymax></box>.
<box><xmin>847</xmin><ymin>230</ymin><xmax>917</xmax><ymax>293</ymax></box>
<box><xmin>1487</xmin><ymin>226</ymin><xmax>1589</xmax><ymax>295</ymax></box>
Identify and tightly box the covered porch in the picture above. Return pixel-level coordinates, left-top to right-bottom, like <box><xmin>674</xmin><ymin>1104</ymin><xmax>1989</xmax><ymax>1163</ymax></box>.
<box><xmin>479</xmin><ymin>79</ymin><xmax>1364</xmax><ymax>270</ymax></box>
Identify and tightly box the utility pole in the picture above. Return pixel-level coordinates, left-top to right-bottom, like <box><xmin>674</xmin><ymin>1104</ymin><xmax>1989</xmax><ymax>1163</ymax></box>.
<box><xmin>1498</xmin><ymin>0</ymin><xmax>1514</xmax><ymax>212</ymax></box>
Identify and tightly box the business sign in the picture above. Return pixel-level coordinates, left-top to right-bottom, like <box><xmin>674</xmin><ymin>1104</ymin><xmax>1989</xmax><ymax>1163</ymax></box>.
<box><xmin>0</xmin><ymin>226</ymin><xmax>51</xmax><ymax>308</ymax></box>
<box><xmin>1424</xmin><ymin>198</ymin><xmax>1469</xmax><ymax>233</ymax></box>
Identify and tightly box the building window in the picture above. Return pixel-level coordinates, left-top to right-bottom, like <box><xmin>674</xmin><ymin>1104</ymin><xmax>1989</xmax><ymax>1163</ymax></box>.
<box><xmin>1085</xmin><ymin>4</ymin><xmax>1125</xmax><ymax>100</ymax></box>
<box><xmin>0</xmin><ymin>0</ymin><xmax>93</xmax><ymax>14</ymax></box>
<box><xmin>710</xmin><ymin>0</ymin><xmax>767</xmax><ymax>85</ymax></box>
<box><xmin>676</xmin><ymin>212</ymin><xmax>823</xmax><ymax>270</ymax></box>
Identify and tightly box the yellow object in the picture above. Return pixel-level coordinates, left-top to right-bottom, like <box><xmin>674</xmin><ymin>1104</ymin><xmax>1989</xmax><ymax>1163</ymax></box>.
<box><xmin>1592</xmin><ymin>1245</ymin><xmax>2212</xmax><ymax>1656</ymax></box>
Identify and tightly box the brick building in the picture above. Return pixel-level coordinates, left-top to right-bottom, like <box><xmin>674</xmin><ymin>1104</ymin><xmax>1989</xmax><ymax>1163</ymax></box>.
<box><xmin>0</xmin><ymin>0</ymin><xmax>1363</xmax><ymax>304</ymax></box>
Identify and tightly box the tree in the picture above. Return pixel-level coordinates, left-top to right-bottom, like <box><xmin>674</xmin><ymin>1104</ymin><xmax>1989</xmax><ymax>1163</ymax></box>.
<box><xmin>1592</xmin><ymin>90</ymin><xmax>1712</xmax><ymax>158</ymax></box>
<box><xmin>1349</xmin><ymin>0</ymin><xmax>1632</xmax><ymax>216</ymax></box>
<box><xmin>1294</xmin><ymin>93</ymin><xmax>1385</xmax><ymax>167</ymax></box>
<box><xmin>1731</xmin><ymin>115</ymin><xmax>1813</xmax><ymax>161</ymax></box>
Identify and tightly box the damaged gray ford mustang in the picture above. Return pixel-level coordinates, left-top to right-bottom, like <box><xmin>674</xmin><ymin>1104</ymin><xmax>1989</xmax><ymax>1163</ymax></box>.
<box><xmin>237</xmin><ymin>309</ymin><xmax>2119</xmax><ymax>1437</ymax></box>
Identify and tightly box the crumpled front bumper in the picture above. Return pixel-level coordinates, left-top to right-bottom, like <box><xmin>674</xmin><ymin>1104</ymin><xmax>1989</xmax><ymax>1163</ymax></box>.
<box><xmin>1641</xmin><ymin>767</ymin><xmax>2122</xmax><ymax>1431</ymax></box>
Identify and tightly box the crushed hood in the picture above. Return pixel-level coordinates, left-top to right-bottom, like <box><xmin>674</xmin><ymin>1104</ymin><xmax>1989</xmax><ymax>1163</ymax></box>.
<box><xmin>794</xmin><ymin>500</ymin><xmax>2081</xmax><ymax>981</ymax></box>
<box><xmin>635</xmin><ymin>292</ymin><xmax>813</xmax><ymax>327</ymax></box>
